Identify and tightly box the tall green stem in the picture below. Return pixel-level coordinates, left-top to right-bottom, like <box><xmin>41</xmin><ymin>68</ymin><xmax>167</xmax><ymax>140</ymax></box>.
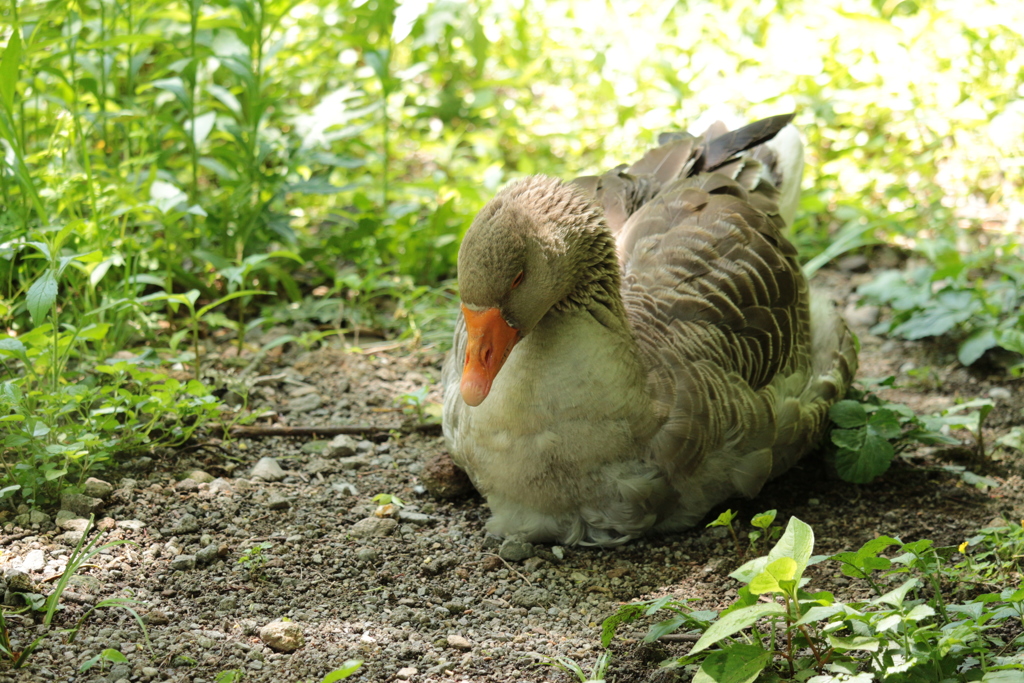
<box><xmin>188</xmin><ymin>0</ymin><xmax>199</xmax><ymax>204</ymax></box>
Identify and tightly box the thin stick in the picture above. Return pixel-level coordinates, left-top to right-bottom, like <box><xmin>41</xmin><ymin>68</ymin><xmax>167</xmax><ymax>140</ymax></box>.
<box><xmin>657</xmin><ymin>634</ymin><xmax>701</xmax><ymax>643</ymax></box>
<box><xmin>224</xmin><ymin>424</ymin><xmax>442</xmax><ymax>438</ymax></box>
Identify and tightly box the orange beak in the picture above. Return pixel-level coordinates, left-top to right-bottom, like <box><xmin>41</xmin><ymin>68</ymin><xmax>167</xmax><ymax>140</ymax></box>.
<box><xmin>460</xmin><ymin>305</ymin><xmax>520</xmax><ymax>406</ymax></box>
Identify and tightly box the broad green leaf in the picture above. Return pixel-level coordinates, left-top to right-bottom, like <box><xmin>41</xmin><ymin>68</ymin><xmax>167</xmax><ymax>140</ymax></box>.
<box><xmin>833</xmin><ymin>434</ymin><xmax>894</xmax><ymax>484</ymax></box>
<box><xmin>322</xmin><ymin>660</ymin><xmax>363</xmax><ymax>682</ymax></box>
<box><xmin>150</xmin><ymin>180</ymin><xmax>187</xmax><ymax>213</ymax></box>
<box><xmin>996</xmin><ymin>427</ymin><xmax>1024</xmax><ymax>452</ymax></box>
<box><xmin>997</xmin><ymin>328</ymin><xmax>1024</xmax><ymax>355</ymax></box>
<box><xmin>365</xmin><ymin>49</ymin><xmax>390</xmax><ymax>82</ymax></box>
<box><xmin>692</xmin><ymin>643</ymin><xmax>770</xmax><ymax>683</ymax></box>
<box><xmin>867</xmin><ymin>409</ymin><xmax>902</xmax><ymax>440</ymax></box>
<box><xmin>750</xmin><ymin>509</ymin><xmax>777</xmax><ymax>529</ymax></box>
<box><xmin>730</xmin><ymin>518</ymin><xmax>813</xmax><ymax>584</ymax></box>
<box><xmin>27</xmin><ymin>271</ymin><xmax>58</xmax><ymax>325</ymax></box>
<box><xmin>77</xmin><ymin>323</ymin><xmax>110</xmax><ymax>341</ymax></box>
<box><xmin>982</xmin><ymin>671</ymin><xmax>1024</xmax><ymax>682</ymax></box>
<box><xmin>82</xmin><ymin>33</ymin><xmax>161</xmax><ymax>50</ymax></box>
<box><xmin>196</xmin><ymin>290</ymin><xmax>270</xmax><ymax>318</ymax></box>
<box><xmin>44</xmin><ymin>467</ymin><xmax>68</xmax><ymax>481</ymax></box>
<box><xmin>393</xmin><ymin>0</ymin><xmax>431</xmax><ymax>43</ymax></box>
<box><xmin>794</xmin><ymin>604</ymin><xmax>851</xmax><ymax>626</ymax></box>
<box><xmin>749</xmin><ymin>557</ymin><xmax>797</xmax><ymax>595</ymax></box>
<box><xmin>100</xmin><ymin>649</ymin><xmax>128</xmax><ymax>663</ymax></box>
<box><xmin>690</xmin><ymin>603</ymin><xmax>786</xmax><ymax>655</ymax></box>
<box><xmin>829</xmin><ymin>635</ymin><xmax>882</xmax><ymax>652</ymax></box>
<box><xmin>186</xmin><ymin>111</ymin><xmax>217</xmax><ymax>148</ymax></box>
<box><xmin>0</xmin><ymin>27</ymin><xmax>23</xmax><ymax>112</ymax></box>
<box><xmin>707</xmin><ymin>509</ymin><xmax>737</xmax><ymax>528</ymax></box>
<box><xmin>0</xmin><ymin>338</ymin><xmax>26</xmax><ymax>354</ymax></box>
<box><xmin>832</xmin><ymin>428</ymin><xmax>866</xmax><ymax>450</ymax></box>
<box><xmin>643</xmin><ymin>614</ymin><xmax>690</xmax><ymax>643</ymax></box>
<box><xmin>770</xmin><ymin>517</ymin><xmax>815</xmax><ymax>576</ymax></box>
<box><xmin>151</xmin><ymin>77</ymin><xmax>190</xmax><ymax>107</ymax></box>
<box><xmin>830</xmin><ymin>400</ymin><xmax>868</xmax><ymax>428</ymax></box>
<box><xmin>875</xmin><ymin>613</ymin><xmax>901</xmax><ymax>632</ymax></box>
<box><xmin>730</xmin><ymin>555</ymin><xmax>769</xmax><ymax>584</ymax></box>
<box><xmin>875</xmin><ymin>578</ymin><xmax>919</xmax><ymax>608</ymax></box>
<box><xmin>207</xmin><ymin>83</ymin><xmax>242</xmax><ymax>116</ymax></box>
<box><xmin>959</xmin><ymin>328</ymin><xmax>998</xmax><ymax>366</ymax></box>
<box><xmin>905</xmin><ymin>604</ymin><xmax>935</xmax><ymax>621</ymax></box>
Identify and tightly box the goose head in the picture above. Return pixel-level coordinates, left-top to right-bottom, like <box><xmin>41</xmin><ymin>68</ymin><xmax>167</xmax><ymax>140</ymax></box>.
<box><xmin>456</xmin><ymin>176</ymin><xmax>619</xmax><ymax>407</ymax></box>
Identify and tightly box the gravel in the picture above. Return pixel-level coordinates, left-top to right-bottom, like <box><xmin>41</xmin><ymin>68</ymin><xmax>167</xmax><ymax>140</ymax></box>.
<box><xmin>1</xmin><ymin>272</ymin><xmax>1022</xmax><ymax>682</ymax></box>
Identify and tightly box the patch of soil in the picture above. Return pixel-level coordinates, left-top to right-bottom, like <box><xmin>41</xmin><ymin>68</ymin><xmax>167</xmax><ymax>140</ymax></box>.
<box><xmin>1</xmin><ymin>266</ymin><xmax>1022</xmax><ymax>683</ymax></box>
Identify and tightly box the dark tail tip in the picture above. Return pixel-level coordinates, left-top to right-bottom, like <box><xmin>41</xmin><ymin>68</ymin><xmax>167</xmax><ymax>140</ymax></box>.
<box><xmin>701</xmin><ymin>112</ymin><xmax>797</xmax><ymax>173</ymax></box>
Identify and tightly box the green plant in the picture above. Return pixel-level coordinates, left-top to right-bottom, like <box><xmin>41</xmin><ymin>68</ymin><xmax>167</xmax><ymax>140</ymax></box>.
<box><xmin>80</xmin><ymin>647</ymin><xmax>128</xmax><ymax>673</ymax></box>
<box><xmin>828</xmin><ymin>378</ymin><xmax>960</xmax><ymax>484</ymax></box>
<box><xmin>216</xmin><ymin>670</ymin><xmax>245</xmax><ymax>683</ymax></box>
<box><xmin>602</xmin><ymin>517</ymin><xmax>1024</xmax><ymax>681</ymax></box>
<box><xmin>537</xmin><ymin>650</ymin><xmax>612</xmax><ymax>683</ymax></box>
<box><xmin>44</xmin><ymin>517</ymin><xmax>146</xmax><ymax>631</ymax></box>
<box><xmin>941</xmin><ymin>399</ymin><xmax>996</xmax><ymax>459</ymax></box>
<box><xmin>319</xmin><ymin>660</ymin><xmax>364</xmax><ymax>682</ymax></box>
<box><xmin>372</xmin><ymin>493</ymin><xmax>405</xmax><ymax>507</ymax></box>
<box><xmin>749</xmin><ymin>509</ymin><xmax>781</xmax><ymax>556</ymax></box>
<box><xmin>0</xmin><ymin>357</ymin><xmax>224</xmax><ymax>506</ymax></box>
<box><xmin>0</xmin><ymin>517</ymin><xmax>147</xmax><ymax>668</ymax></box>
<box><xmin>394</xmin><ymin>386</ymin><xmax>441</xmax><ymax>424</ymax></box>
<box><xmin>238</xmin><ymin>541</ymin><xmax>274</xmax><ymax>580</ymax></box>
<box><xmin>858</xmin><ymin>261</ymin><xmax>1024</xmax><ymax>370</ymax></box>
<box><xmin>958</xmin><ymin>522</ymin><xmax>1024</xmax><ymax>585</ymax></box>
<box><xmin>0</xmin><ymin>607</ymin><xmax>46</xmax><ymax>669</ymax></box>
<box><xmin>996</xmin><ymin>427</ymin><xmax>1024</xmax><ymax>456</ymax></box>
<box><xmin>138</xmin><ymin>289</ymin><xmax>268</xmax><ymax>381</ymax></box>
<box><xmin>706</xmin><ymin>509</ymin><xmax>741</xmax><ymax>553</ymax></box>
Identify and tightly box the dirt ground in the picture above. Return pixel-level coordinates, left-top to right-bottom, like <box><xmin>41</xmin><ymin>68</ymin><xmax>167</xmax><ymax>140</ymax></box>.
<box><xmin>1</xmin><ymin>263</ymin><xmax>1023</xmax><ymax>683</ymax></box>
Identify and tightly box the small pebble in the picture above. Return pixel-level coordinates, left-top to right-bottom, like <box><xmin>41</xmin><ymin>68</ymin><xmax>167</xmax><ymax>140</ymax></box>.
<box><xmin>251</xmin><ymin>457</ymin><xmax>286</xmax><ymax>482</ymax></box>
<box><xmin>171</xmin><ymin>554</ymin><xmax>196</xmax><ymax>571</ymax></box>
<box><xmin>188</xmin><ymin>469</ymin><xmax>215</xmax><ymax>483</ymax></box>
<box><xmin>332</xmin><ymin>481</ymin><xmax>359</xmax><ymax>496</ymax></box>
<box><xmin>989</xmin><ymin>387</ymin><xmax>1012</xmax><ymax>401</ymax></box>
<box><xmin>171</xmin><ymin>513</ymin><xmax>200</xmax><ymax>535</ymax></box>
<box><xmin>60</xmin><ymin>492</ymin><xmax>104</xmax><ymax>517</ymax></box>
<box><xmin>287</xmin><ymin>393</ymin><xmax>322</xmax><ymax>412</ymax></box>
<box><xmin>259</xmin><ymin>619</ymin><xmax>305</xmax><ymax>652</ymax></box>
<box><xmin>447</xmin><ymin>634</ymin><xmax>471</xmax><ymax>650</ymax></box>
<box><xmin>83</xmin><ymin>477</ymin><xmax>114</xmax><ymax>499</ymax></box>
<box><xmin>266</xmin><ymin>492</ymin><xmax>292</xmax><ymax>510</ymax></box>
<box><xmin>328</xmin><ymin>435</ymin><xmax>358</xmax><ymax>457</ymax></box>
<box><xmin>498</xmin><ymin>538</ymin><xmax>535</xmax><ymax>562</ymax></box>
<box><xmin>349</xmin><ymin>517</ymin><xmax>398</xmax><ymax>538</ymax></box>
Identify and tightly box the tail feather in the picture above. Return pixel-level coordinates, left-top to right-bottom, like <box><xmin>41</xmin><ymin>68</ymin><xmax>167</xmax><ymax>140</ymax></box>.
<box><xmin>756</xmin><ymin>124</ymin><xmax>804</xmax><ymax>226</ymax></box>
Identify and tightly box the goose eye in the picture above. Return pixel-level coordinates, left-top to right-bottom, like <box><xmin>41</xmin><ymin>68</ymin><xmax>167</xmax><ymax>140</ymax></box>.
<box><xmin>510</xmin><ymin>271</ymin><xmax>524</xmax><ymax>290</ymax></box>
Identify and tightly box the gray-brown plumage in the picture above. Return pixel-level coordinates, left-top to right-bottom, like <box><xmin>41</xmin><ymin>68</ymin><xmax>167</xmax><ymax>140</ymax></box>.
<box><xmin>442</xmin><ymin>115</ymin><xmax>857</xmax><ymax>546</ymax></box>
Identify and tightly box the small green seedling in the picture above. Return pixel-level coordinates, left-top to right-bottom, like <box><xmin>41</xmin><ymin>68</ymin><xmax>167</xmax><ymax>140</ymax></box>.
<box><xmin>537</xmin><ymin>650</ymin><xmax>611</xmax><ymax>682</ymax></box>
<box><xmin>238</xmin><ymin>542</ymin><xmax>274</xmax><ymax>580</ymax></box>
<box><xmin>215</xmin><ymin>670</ymin><xmax>244</xmax><ymax>683</ymax></box>
<box><xmin>706</xmin><ymin>509</ymin><xmax>740</xmax><ymax>552</ymax></box>
<box><xmin>372</xmin><ymin>493</ymin><xmax>405</xmax><ymax>507</ymax></box>
<box><xmin>80</xmin><ymin>648</ymin><xmax>128</xmax><ymax>673</ymax></box>
<box><xmin>749</xmin><ymin>509</ymin><xmax>780</xmax><ymax>555</ymax></box>
<box><xmin>320</xmin><ymin>660</ymin><xmax>364</xmax><ymax>682</ymax></box>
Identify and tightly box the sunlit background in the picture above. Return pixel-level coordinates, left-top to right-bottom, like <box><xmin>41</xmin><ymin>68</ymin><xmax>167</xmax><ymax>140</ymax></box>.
<box><xmin>0</xmin><ymin>0</ymin><xmax>1022</xmax><ymax>505</ymax></box>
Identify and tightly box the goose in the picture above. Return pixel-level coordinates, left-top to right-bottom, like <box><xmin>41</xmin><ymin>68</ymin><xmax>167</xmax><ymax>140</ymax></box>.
<box><xmin>441</xmin><ymin>114</ymin><xmax>858</xmax><ymax>546</ymax></box>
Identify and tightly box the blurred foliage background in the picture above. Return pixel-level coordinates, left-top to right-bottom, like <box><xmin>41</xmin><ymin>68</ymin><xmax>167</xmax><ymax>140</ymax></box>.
<box><xmin>0</xmin><ymin>0</ymin><xmax>1022</xmax><ymax>504</ymax></box>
